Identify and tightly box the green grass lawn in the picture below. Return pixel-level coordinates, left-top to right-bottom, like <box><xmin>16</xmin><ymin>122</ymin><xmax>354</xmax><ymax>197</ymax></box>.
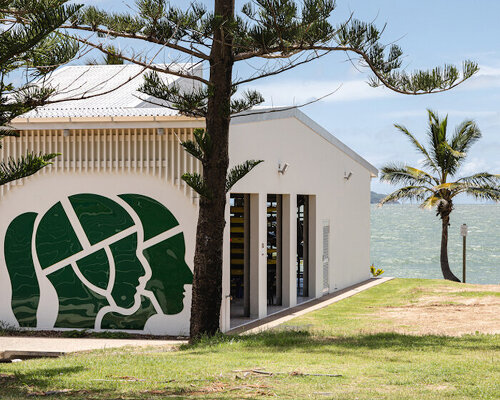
<box><xmin>1</xmin><ymin>278</ymin><xmax>498</xmax><ymax>399</ymax></box>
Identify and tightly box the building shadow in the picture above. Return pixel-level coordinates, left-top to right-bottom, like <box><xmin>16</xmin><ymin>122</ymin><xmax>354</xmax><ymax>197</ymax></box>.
<box><xmin>184</xmin><ymin>329</ymin><xmax>499</xmax><ymax>354</ymax></box>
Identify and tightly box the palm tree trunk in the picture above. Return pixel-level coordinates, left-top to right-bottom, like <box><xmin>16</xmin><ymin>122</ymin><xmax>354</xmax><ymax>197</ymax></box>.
<box><xmin>440</xmin><ymin>214</ymin><xmax>461</xmax><ymax>282</ymax></box>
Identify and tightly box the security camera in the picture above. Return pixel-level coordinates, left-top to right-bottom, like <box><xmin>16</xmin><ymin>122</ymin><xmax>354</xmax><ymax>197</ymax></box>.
<box><xmin>278</xmin><ymin>162</ymin><xmax>289</xmax><ymax>174</ymax></box>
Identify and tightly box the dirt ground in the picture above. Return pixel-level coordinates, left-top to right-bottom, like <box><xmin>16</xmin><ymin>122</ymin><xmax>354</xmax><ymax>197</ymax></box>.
<box><xmin>378</xmin><ymin>284</ymin><xmax>500</xmax><ymax>336</ymax></box>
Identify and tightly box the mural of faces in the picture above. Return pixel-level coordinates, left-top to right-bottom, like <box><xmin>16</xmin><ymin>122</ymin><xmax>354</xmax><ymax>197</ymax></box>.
<box><xmin>4</xmin><ymin>193</ymin><xmax>193</xmax><ymax>330</ymax></box>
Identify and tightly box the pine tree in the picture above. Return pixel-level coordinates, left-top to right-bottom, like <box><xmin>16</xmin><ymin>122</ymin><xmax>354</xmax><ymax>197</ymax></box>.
<box><xmin>66</xmin><ymin>0</ymin><xmax>478</xmax><ymax>339</ymax></box>
<box><xmin>0</xmin><ymin>0</ymin><xmax>80</xmax><ymax>185</ymax></box>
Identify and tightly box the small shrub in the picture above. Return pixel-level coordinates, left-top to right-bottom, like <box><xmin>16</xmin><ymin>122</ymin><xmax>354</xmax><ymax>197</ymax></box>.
<box><xmin>0</xmin><ymin>321</ymin><xmax>19</xmax><ymax>335</ymax></box>
<box><xmin>370</xmin><ymin>264</ymin><xmax>384</xmax><ymax>277</ymax></box>
<box><xmin>62</xmin><ymin>330</ymin><xmax>88</xmax><ymax>338</ymax></box>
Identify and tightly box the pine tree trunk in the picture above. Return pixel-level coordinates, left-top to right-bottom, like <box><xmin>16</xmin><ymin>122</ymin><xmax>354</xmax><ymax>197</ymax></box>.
<box><xmin>440</xmin><ymin>212</ymin><xmax>461</xmax><ymax>282</ymax></box>
<box><xmin>189</xmin><ymin>0</ymin><xmax>235</xmax><ymax>341</ymax></box>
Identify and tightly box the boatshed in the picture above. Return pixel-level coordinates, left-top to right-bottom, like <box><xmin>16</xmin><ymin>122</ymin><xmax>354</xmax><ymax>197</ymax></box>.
<box><xmin>0</xmin><ymin>65</ymin><xmax>378</xmax><ymax>335</ymax></box>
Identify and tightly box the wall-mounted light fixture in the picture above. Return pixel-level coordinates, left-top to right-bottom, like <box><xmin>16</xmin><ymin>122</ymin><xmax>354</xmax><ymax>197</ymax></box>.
<box><xmin>63</xmin><ymin>129</ymin><xmax>71</xmax><ymax>137</ymax></box>
<box><xmin>278</xmin><ymin>162</ymin><xmax>289</xmax><ymax>174</ymax></box>
<box><xmin>157</xmin><ymin>128</ymin><xmax>165</xmax><ymax>136</ymax></box>
<box><xmin>344</xmin><ymin>171</ymin><xmax>353</xmax><ymax>181</ymax></box>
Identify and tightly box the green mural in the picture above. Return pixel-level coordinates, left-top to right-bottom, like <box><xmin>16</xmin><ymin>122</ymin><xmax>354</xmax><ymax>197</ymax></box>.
<box><xmin>69</xmin><ymin>194</ymin><xmax>134</xmax><ymax>245</ymax></box>
<box><xmin>4</xmin><ymin>194</ymin><xmax>193</xmax><ymax>331</ymax></box>
<box><xmin>76</xmin><ymin>249</ymin><xmax>110</xmax><ymax>290</ymax></box>
<box><xmin>109</xmin><ymin>233</ymin><xmax>145</xmax><ymax>309</ymax></box>
<box><xmin>144</xmin><ymin>233</ymin><xmax>193</xmax><ymax>315</ymax></box>
<box><xmin>48</xmin><ymin>264</ymin><xmax>110</xmax><ymax>329</ymax></box>
<box><xmin>36</xmin><ymin>202</ymin><xmax>83</xmax><ymax>269</ymax></box>
<box><xmin>4</xmin><ymin>213</ymin><xmax>39</xmax><ymax>327</ymax></box>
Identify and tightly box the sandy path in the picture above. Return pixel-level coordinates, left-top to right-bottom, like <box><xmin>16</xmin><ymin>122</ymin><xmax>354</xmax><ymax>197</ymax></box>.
<box><xmin>378</xmin><ymin>284</ymin><xmax>500</xmax><ymax>336</ymax></box>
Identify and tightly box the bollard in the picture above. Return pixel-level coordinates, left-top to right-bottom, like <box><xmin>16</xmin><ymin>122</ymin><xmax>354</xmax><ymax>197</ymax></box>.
<box><xmin>460</xmin><ymin>224</ymin><xmax>468</xmax><ymax>283</ymax></box>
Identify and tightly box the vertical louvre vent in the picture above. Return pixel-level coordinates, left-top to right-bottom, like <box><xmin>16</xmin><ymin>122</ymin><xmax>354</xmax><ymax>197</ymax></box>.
<box><xmin>0</xmin><ymin>129</ymin><xmax>200</xmax><ymax>204</ymax></box>
<box><xmin>322</xmin><ymin>220</ymin><xmax>330</xmax><ymax>293</ymax></box>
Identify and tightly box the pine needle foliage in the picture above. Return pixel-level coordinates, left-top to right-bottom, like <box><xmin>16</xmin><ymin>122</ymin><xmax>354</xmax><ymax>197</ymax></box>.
<box><xmin>225</xmin><ymin>160</ymin><xmax>263</xmax><ymax>193</ymax></box>
<box><xmin>379</xmin><ymin>110</ymin><xmax>500</xmax><ymax>281</ymax></box>
<box><xmin>0</xmin><ymin>152</ymin><xmax>58</xmax><ymax>185</ymax></box>
<box><xmin>0</xmin><ymin>0</ymin><xmax>81</xmax><ymax>186</ymax></box>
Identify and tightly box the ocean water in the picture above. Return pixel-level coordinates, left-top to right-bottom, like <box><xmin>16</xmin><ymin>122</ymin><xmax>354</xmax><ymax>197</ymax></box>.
<box><xmin>370</xmin><ymin>204</ymin><xmax>500</xmax><ymax>284</ymax></box>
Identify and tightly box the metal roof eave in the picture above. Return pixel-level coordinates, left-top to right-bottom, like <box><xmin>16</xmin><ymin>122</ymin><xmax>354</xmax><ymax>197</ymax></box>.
<box><xmin>9</xmin><ymin>115</ymin><xmax>205</xmax><ymax>130</ymax></box>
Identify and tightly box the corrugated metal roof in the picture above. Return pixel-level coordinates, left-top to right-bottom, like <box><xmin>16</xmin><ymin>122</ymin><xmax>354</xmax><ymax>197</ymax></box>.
<box><xmin>22</xmin><ymin>64</ymin><xmax>201</xmax><ymax>118</ymax></box>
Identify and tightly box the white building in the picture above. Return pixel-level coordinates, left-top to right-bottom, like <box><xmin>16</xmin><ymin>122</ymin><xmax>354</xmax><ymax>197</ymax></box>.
<box><xmin>0</xmin><ymin>65</ymin><xmax>377</xmax><ymax>335</ymax></box>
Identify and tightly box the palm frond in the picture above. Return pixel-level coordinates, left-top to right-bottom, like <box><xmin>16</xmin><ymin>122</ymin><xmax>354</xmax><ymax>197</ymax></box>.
<box><xmin>394</xmin><ymin>123</ymin><xmax>437</xmax><ymax>172</ymax></box>
<box><xmin>0</xmin><ymin>152</ymin><xmax>58</xmax><ymax>186</ymax></box>
<box><xmin>463</xmin><ymin>186</ymin><xmax>500</xmax><ymax>202</ymax></box>
<box><xmin>431</xmin><ymin>182</ymin><xmax>462</xmax><ymax>191</ymax></box>
<box><xmin>457</xmin><ymin>172</ymin><xmax>500</xmax><ymax>187</ymax></box>
<box><xmin>225</xmin><ymin>160</ymin><xmax>263</xmax><ymax>193</ymax></box>
<box><xmin>450</xmin><ymin>120</ymin><xmax>481</xmax><ymax>154</ymax></box>
<box><xmin>443</xmin><ymin>142</ymin><xmax>466</xmax><ymax>159</ymax></box>
<box><xmin>420</xmin><ymin>194</ymin><xmax>443</xmax><ymax>209</ymax></box>
<box><xmin>379</xmin><ymin>185</ymin><xmax>431</xmax><ymax>205</ymax></box>
<box><xmin>426</xmin><ymin>110</ymin><xmax>451</xmax><ymax>174</ymax></box>
<box><xmin>379</xmin><ymin>163</ymin><xmax>436</xmax><ymax>186</ymax></box>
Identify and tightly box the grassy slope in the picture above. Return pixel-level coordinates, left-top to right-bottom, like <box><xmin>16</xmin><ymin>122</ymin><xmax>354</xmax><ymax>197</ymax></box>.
<box><xmin>0</xmin><ymin>278</ymin><xmax>498</xmax><ymax>399</ymax></box>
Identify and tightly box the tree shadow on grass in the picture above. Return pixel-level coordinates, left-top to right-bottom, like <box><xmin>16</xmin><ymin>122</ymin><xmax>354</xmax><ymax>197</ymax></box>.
<box><xmin>183</xmin><ymin>330</ymin><xmax>500</xmax><ymax>354</ymax></box>
<box><xmin>1</xmin><ymin>365</ymin><xmax>209</xmax><ymax>400</ymax></box>
<box><xmin>1</xmin><ymin>366</ymin><xmax>113</xmax><ymax>399</ymax></box>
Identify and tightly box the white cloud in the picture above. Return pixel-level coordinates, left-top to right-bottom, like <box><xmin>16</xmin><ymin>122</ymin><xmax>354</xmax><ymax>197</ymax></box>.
<box><xmin>459</xmin><ymin>158</ymin><xmax>500</xmax><ymax>176</ymax></box>
<box><xmin>384</xmin><ymin>109</ymin><xmax>499</xmax><ymax>120</ymax></box>
<box><xmin>458</xmin><ymin>64</ymin><xmax>500</xmax><ymax>91</ymax></box>
<box><xmin>247</xmin><ymin>79</ymin><xmax>395</xmax><ymax>106</ymax></box>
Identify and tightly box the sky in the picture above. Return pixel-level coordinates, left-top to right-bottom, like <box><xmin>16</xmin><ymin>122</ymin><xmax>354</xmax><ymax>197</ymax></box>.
<box><xmin>72</xmin><ymin>1</ymin><xmax>500</xmax><ymax>201</ymax></box>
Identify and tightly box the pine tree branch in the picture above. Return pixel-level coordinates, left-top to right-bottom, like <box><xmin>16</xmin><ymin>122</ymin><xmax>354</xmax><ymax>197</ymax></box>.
<box><xmin>182</xmin><ymin>172</ymin><xmax>211</xmax><ymax>199</ymax></box>
<box><xmin>181</xmin><ymin>128</ymin><xmax>211</xmax><ymax>163</ymax></box>
<box><xmin>237</xmin><ymin>44</ymin><xmax>476</xmax><ymax>95</ymax></box>
<box><xmin>226</xmin><ymin>160</ymin><xmax>263</xmax><ymax>193</ymax></box>
<box><xmin>68</xmin><ymin>35</ymin><xmax>209</xmax><ymax>85</ymax></box>
<box><xmin>233</xmin><ymin>49</ymin><xmax>330</xmax><ymax>86</ymax></box>
<box><xmin>63</xmin><ymin>24</ymin><xmax>210</xmax><ymax>61</ymax></box>
<box><xmin>231</xmin><ymin>86</ymin><xmax>342</xmax><ymax>118</ymax></box>
<box><xmin>0</xmin><ymin>152</ymin><xmax>58</xmax><ymax>186</ymax></box>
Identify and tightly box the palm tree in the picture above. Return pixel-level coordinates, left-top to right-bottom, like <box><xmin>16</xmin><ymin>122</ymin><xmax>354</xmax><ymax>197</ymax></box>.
<box><xmin>379</xmin><ymin>110</ymin><xmax>500</xmax><ymax>282</ymax></box>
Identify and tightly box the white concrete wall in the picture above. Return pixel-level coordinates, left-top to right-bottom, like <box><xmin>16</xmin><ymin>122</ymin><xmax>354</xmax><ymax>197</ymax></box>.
<box><xmin>0</xmin><ymin>172</ymin><xmax>197</xmax><ymax>335</ymax></box>
<box><xmin>228</xmin><ymin>116</ymin><xmax>372</xmax><ymax>298</ymax></box>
